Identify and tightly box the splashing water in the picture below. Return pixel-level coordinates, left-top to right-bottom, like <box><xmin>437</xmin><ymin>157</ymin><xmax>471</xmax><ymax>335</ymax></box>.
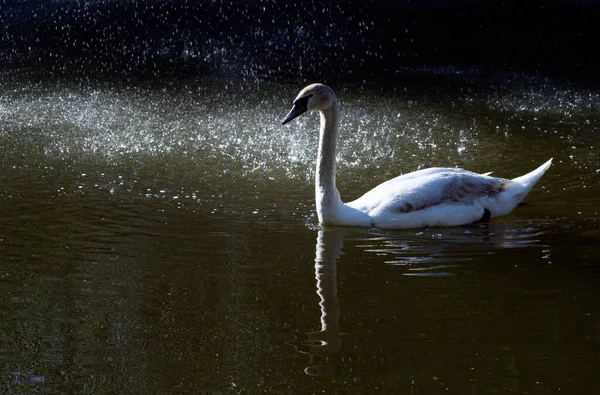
<box><xmin>1</xmin><ymin>69</ymin><xmax>598</xmax><ymax>213</ymax></box>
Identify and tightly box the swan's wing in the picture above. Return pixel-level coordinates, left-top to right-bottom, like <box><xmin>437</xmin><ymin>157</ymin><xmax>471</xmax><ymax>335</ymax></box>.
<box><xmin>347</xmin><ymin>169</ymin><xmax>512</xmax><ymax>227</ymax></box>
<box><xmin>349</xmin><ymin>168</ymin><xmax>505</xmax><ymax>211</ymax></box>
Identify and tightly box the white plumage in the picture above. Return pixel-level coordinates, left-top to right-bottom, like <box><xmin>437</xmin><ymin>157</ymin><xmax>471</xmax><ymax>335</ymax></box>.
<box><xmin>282</xmin><ymin>83</ymin><xmax>552</xmax><ymax>229</ymax></box>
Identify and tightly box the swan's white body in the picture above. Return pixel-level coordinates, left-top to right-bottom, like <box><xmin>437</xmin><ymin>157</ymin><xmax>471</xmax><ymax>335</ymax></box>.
<box><xmin>282</xmin><ymin>83</ymin><xmax>552</xmax><ymax>229</ymax></box>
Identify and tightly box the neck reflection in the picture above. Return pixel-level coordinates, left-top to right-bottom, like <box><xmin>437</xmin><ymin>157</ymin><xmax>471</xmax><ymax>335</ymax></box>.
<box><xmin>291</xmin><ymin>228</ymin><xmax>345</xmax><ymax>376</ymax></box>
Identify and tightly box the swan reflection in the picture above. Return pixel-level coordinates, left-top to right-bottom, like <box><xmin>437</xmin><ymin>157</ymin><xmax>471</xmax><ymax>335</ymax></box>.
<box><xmin>288</xmin><ymin>228</ymin><xmax>345</xmax><ymax>376</ymax></box>
<box><xmin>288</xmin><ymin>223</ymin><xmax>549</xmax><ymax>375</ymax></box>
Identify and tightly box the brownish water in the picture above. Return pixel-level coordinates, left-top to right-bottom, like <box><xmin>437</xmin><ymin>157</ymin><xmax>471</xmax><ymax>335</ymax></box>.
<box><xmin>1</xmin><ymin>69</ymin><xmax>598</xmax><ymax>393</ymax></box>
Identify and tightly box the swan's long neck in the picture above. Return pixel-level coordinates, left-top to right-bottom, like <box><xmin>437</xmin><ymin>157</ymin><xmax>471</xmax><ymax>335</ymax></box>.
<box><xmin>316</xmin><ymin>100</ymin><xmax>344</xmax><ymax>224</ymax></box>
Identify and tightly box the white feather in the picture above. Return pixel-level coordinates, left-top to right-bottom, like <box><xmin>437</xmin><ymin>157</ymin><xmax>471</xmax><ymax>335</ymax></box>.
<box><xmin>283</xmin><ymin>84</ymin><xmax>552</xmax><ymax>229</ymax></box>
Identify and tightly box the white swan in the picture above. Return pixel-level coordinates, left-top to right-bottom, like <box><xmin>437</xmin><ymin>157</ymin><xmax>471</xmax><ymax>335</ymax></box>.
<box><xmin>282</xmin><ymin>83</ymin><xmax>552</xmax><ymax>229</ymax></box>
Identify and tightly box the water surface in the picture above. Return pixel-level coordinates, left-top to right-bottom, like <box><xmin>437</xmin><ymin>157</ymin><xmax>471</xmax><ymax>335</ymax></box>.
<box><xmin>1</xmin><ymin>69</ymin><xmax>599</xmax><ymax>393</ymax></box>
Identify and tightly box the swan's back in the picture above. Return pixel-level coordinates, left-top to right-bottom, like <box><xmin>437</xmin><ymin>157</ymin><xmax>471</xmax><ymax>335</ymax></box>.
<box><xmin>347</xmin><ymin>160</ymin><xmax>551</xmax><ymax>228</ymax></box>
<box><xmin>348</xmin><ymin>168</ymin><xmax>502</xmax><ymax>215</ymax></box>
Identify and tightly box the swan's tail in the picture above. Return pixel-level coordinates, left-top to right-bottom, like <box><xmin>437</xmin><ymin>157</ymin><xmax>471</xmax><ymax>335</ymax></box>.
<box><xmin>511</xmin><ymin>158</ymin><xmax>553</xmax><ymax>188</ymax></box>
<box><xmin>489</xmin><ymin>158</ymin><xmax>552</xmax><ymax>218</ymax></box>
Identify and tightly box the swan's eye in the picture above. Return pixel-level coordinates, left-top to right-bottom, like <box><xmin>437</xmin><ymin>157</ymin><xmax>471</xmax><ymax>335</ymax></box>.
<box><xmin>293</xmin><ymin>94</ymin><xmax>313</xmax><ymax>108</ymax></box>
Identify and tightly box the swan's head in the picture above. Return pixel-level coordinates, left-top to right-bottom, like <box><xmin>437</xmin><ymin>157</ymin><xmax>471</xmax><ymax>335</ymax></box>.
<box><xmin>282</xmin><ymin>83</ymin><xmax>336</xmax><ymax>125</ymax></box>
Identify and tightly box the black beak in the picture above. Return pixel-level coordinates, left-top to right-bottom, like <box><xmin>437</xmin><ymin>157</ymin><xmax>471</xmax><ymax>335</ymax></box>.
<box><xmin>281</xmin><ymin>103</ymin><xmax>307</xmax><ymax>125</ymax></box>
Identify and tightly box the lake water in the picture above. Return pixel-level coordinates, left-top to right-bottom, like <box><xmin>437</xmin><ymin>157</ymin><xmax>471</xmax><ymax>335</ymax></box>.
<box><xmin>1</xmin><ymin>68</ymin><xmax>599</xmax><ymax>393</ymax></box>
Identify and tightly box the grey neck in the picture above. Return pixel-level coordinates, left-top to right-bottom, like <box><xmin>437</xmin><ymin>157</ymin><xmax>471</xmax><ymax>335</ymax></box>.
<box><xmin>315</xmin><ymin>100</ymin><xmax>343</xmax><ymax>224</ymax></box>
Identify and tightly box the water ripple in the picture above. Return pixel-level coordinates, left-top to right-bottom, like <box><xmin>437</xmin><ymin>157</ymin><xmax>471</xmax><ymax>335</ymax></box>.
<box><xmin>348</xmin><ymin>222</ymin><xmax>549</xmax><ymax>276</ymax></box>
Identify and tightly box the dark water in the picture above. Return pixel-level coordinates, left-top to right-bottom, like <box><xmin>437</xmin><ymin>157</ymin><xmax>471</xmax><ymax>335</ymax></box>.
<box><xmin>1</xmin><ymin>68</ymin><xmax>599</xmax><ymax>393</ymax></box>
<box><xmin>1</xmin><ymin>2</ymin><xmax>600</xmax><ymax>392</ymax></box>
<box><xmin>2</xmin><ymin>1</ymin><xmax>599</xmax><ymax>82</ymax></box>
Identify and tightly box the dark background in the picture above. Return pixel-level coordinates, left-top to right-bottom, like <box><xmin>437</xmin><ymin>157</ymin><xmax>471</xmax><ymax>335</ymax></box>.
<box><xmin>1</xmin><ymin>0</ymin><xmax>599</xmax><ymax>83</ymax></box>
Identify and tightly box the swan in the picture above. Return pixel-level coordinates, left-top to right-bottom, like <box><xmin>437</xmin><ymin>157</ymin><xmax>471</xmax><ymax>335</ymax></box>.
<box><xmin>282</xmin><ymin>83</ymin><xmax>552</xmax><ymax>229</ymax></box>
